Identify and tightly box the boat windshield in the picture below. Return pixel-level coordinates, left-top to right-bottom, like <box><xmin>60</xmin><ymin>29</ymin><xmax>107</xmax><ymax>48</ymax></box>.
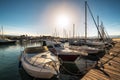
<box><xmin>47</xmin><ymin>45</ymin><xmax>54</xmax><ymax>48</ymax></box>
<box><xmin>25</xmin><ymin>47</ymin><xmax>46</xmax><ymax>54</ymax></box>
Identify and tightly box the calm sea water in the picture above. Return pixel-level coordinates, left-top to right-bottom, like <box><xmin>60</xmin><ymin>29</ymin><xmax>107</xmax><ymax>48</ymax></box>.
<box><xmin>0</xmin><ymin>42</ymin><xmax>96</xmax><ymax>80</ymax></box>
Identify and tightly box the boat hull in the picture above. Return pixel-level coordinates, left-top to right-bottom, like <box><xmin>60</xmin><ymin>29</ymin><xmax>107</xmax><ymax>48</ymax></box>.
<box><xmin>22</xmin><ymin>60</ymin><xmax>56</xmax><ymax>79</ymax></box>
<box><xmin>0</xmin><ymin>41</ymin><xmax>16</xmax><ymax>45</ymax></box>
<box><xmin>20</xmin><ymin>47</ymin><xmax>60</xmax><ymax>79</ymax></box>
<box><xmin>58</xmin><ymin>55</ymin><xmax>79</xmax><ymax>61</ymax></box>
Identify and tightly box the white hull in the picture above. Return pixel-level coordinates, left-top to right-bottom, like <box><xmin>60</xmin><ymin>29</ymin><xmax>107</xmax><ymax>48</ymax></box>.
<box><xmin>44</xmin><ymin>40</ymin><xmax>88</xmax><ymax>61</ymax></box>
<box><xmin>22</xmin><ymin>59</ymin><xmax>57</xmax><ymax>78</ymax></box>
<box><xmin>20</xmin><ymin>46</ymin><xmax>60</xmax><ymax>79</ymax></box>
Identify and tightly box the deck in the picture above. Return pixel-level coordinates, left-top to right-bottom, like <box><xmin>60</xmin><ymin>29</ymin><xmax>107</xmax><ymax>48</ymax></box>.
<box><xmin>81</xmin><ymin>42</ymin><xmax>120</xmax><ymax>80</ymax></box>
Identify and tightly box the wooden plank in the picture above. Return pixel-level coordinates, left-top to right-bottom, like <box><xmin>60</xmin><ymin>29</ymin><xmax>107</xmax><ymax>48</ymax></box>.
<box><xmin>104</xmin><ymin>54</ymin><xmax>120</xmax><ymax>60</ymax></box>
<box><xmin>81</xmin><ymin>69</ymin><xmax>105</xmax><ymax>80</ymax></box>
<box><xmin>90</xmin><ymin>69</ymin><xmax>109</xmax><ymax>80</ymax></box>
<box><xmin>101</xmin><ymin>54</ymin><xmax>120</xmax><ymax>64</ymax></box>
<box><xmin>82</xmin><ymin>69</ymin><xmax>110</xmax><ymax>80</ymax></box>
<box><xmin>107</xmin><ymin>62</ymin><xmax>120</xmax><ymax>69</ymax></box>
<box><xmin>99</xmin><ymin>59</ymin><xmax>120</xmax><ymax>71</ymax></box>
<box><xmin>104</xmin><ymin>64</ymin><xmax>120</xmax><ymax>72</ymax></box>
<box><xmin>104</xmin><ymin>69</ymin><xmax>120</xmax><ymax>80</ymax></box>
<box><xmin>104</xmin><ymin>68</ymin><xmax>120</xmax><ymax>76</ymax></box>
<box><xmin>82</xmin><ymin>73</ymin><xmax>98</xmax><ymax>80</ymax></box>
<box><xmin>106</xmin><ymin>58</ymin><xmax>120</xmax><ymax>64</ymax></box>
<box><xmin>117</xmin><ymin>53</ymin><xmax>120</xmax><ymax>57</ymax></box>
<box><xmin>104</xmin><ymin>66</ymin><xmax>120</xmax><ymax>75</ymax></box>
<box><xmin>107</xmin><ymin>64</ymin><xmax>120</xmax><ymax>70</ymax></box>
<box><xmin>105</xmin><ymin>60</ymin><xmax>120</xmax><ymax>66</ymax></box>
<box><xmin>81</xmin><ymin>77</ymin><xmax>87</xmax><ymax>80</ymax></box>
<box><xmin>100</xmin><ymin>57</ymin><xmax>110</xmax><ymax>64</ymax></box>
<box><xmin>84</xmin><ymin>75</ymin><xmax>98</xmax><ymax>80</ymax></box>
<box><xmin>110</xmin><ymin>48</ymin><xmax>120</xmax><ymax>52</ymax></box>
<box><xmin>108</xmin><ymin>59</ymin><xmax>120</xmax><ymax>65</ymax></box>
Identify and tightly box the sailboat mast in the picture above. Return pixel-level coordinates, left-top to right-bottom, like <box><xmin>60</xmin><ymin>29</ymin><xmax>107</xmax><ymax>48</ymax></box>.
<box><xmin>87</xmin><ymin>3</ymin><xmax>104</xmax><ymax>42</ymax></box>
<box><xmin>85</xmin><ymin>1</ymin><xmax>87</xmax><ymax>42</ymax></box>
<box><xmin>1</xmin><ymin>26</ymin><xmax>4</xmax><ymax>39</ymax></box>
<box><xmin>73</xmin><ymin>24</ymin><xmax>75</xmax><ymax>39</ymax></box>
<box><xmin>97</xmin><ymin>16</ymin><xmax>99</xmax><ymax>39</ymax></box>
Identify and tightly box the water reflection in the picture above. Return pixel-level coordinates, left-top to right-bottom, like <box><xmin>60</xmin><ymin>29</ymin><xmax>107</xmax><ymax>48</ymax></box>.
<box><xmin>0</xmin><ymin>42</ymin><xmax>97</xmax><ymax>80</ymax></box>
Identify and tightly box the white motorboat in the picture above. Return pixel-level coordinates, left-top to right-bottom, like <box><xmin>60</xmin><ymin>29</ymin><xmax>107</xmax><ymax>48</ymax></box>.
<box><xmin>43</xmin><ymin>40</ymin><xmax>88</xmax><ymax>61</ymax></box>
<box><xmin>20</xmin><ymin>46</ymin><xmax>60</xmax><ymax>79</ymax></box>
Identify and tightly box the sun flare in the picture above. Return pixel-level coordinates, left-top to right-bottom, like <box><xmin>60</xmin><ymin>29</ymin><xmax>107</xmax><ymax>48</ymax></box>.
<box><xmin>56</xmin><ymin>14</ymin><xmax>70</xmax><ymax>28</ymax></box>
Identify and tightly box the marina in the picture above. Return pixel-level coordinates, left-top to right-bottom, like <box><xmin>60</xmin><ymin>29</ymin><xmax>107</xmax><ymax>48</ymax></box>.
<box><xmin>0</xmin><ymin>38</ymin><xmax>119</xmax><ymax>80</ymax></box>
<box><xmin>0</xmin><ymin>0</ymin><xmax>120</xmax><ymax>80</ymax></box>
<box><xmin>0</xmin><ymin>42</ymin><xmax>97</xmax><ymax>80</ymax></box>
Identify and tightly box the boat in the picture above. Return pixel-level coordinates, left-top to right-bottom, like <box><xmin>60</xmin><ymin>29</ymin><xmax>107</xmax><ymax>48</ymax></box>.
<box><xmin>0</xmin><ymin>39</ymin><xmax>16</xmax><ymax>45</ymax></box>
<box><xmin>85</xmin><ymin>40</ymin><xmax>105</xmax><ymax>47</ymax></box>
<box><xmin>70</xmin><ymin>45</ymin><xmax>104</xmax><ymax>55</ymax></box>
<box><xmin>20</xmin><ymin>46</ymin><xmax>60</xmax><ymax>79</ymax></box>
<box><xmin>0</xmin><ymin>26</ymin><xmax>16</xmax><ymax>45</ymax></box>
<box><xmin>43</xmin><ymin>40</ymin><xmax>88</xmax><ymax>61</ymax></box>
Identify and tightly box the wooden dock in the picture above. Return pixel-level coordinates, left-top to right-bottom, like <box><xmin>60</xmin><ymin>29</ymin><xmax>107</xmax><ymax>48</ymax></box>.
<box><xmin>81</xmin><ymin>42</ymin><xmax>120</xmax><ymax>80</ymax></box>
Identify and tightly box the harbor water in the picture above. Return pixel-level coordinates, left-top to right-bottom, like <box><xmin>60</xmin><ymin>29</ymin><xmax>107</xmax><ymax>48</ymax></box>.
<box><xmin>0</xmin><ymin>42</ymin><xmax>97</xmax><ymax>80</ymax></box>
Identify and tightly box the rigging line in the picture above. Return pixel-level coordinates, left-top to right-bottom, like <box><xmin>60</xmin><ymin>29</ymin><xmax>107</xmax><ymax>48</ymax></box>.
<box><xmin>104</xmin><ymin>28</ymin><xmax>111</xmax><ymax>40</ymax></box>
<box><xmin>86</xmin><ymin>3</ymin><xmax>104</xmax><ymax>42</ymax></box>
<box><xmin>101</xmin><ymin>26</ymin><xmax>108</xmax><ymax>40</ymax></box>
<box><xmin>101</xmin><ymin>24</ymin><xmax>111</xmax><ymax>41</ymax></box>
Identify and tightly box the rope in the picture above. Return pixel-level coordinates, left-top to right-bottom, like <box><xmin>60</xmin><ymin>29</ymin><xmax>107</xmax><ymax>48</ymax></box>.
<box><xmin>60</xmin><ymin>65</ymin><xmax>83</xmax><ymax>76</ymax></box>
<box><xmin>58</xmin><ymin>58</ymin><xmax>83</xmax><ymax>76</ymax></box>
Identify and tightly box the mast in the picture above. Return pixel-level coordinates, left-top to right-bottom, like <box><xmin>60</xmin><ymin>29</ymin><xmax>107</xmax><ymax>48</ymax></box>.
<box><xmin>1</xmin><ymin>26</ymin><xmax>4</xmax><ymax>39</ymax></box>
<box><xmin>73</xmin><ymin>24</ymin><xmax>75</xmax><ymax>39</ymax></box>
<box><xmin>69</xmin><ymin>30</ymin><xmax>71</xmax><ymax>38</ymax></box>
<box><xmin>100</xmin><ymin>22</ymin><xmax>105</xmax><ymax>40</ymax></box>
<box><xmin>87</xmin><ymin>2</ymin><xmax>104</xmax><ymax>42</ymax></box>
<box><xmin>85</xmin><ymin>1</ymin><xmax>87</xmax><ymax>42</ymax></box>
<box><xmin>97</xmin><ymin>16</ymin><xmax>99</xmax><ymax>39</ymax></box>
<box><xmin>55</xmin><ymin>28</ymin><xmax>57</xmax><ymax>37</ymax></box>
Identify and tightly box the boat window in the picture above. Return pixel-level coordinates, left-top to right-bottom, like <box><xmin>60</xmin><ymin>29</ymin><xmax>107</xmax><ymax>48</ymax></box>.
<box><xmin>54</xmin><ymin>44</ymin><xmax>61</xmax><ymax>47</ymax></box>
<box><xmin>41</xmin><ymin>55</ymin><xmax>47</xmax><ymax>58</ymax></box>
<box><xmin>47</xmin><ymin>45</ymin><xmax>53</xmax><ymax>48</ymax></box>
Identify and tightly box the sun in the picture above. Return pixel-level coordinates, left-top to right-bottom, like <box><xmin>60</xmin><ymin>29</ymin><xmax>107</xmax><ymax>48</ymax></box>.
<box><xmin>56</xmin><ymin>14</ymin><xmax>69</xmax><ymax>28</ymax></box>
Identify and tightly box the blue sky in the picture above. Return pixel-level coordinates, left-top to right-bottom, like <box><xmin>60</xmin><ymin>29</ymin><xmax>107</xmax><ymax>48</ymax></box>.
<box><xmin>0</xmin><ymin>0</ymin><xmax>120</xmax><ymax>37</ymax></box>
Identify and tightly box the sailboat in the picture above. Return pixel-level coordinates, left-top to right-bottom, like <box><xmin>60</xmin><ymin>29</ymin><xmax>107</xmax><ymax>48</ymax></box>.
<box><xmin>83</xmin><ymin>2</ymin><xmax>113</xmax><ymax>49</ymax></box>
<box><xmin>0</xmin><ymin>26</ymin><xmax>16</xmax><ymax>45</ymax></box>
<box><xmin>70</xmin><ymin>45</ymin><xmax>104</xmax><ymax>55</ymax></box>
<box><xmin>69</xmin><ymin>1</ymin><xmax>105</xmax><ymax>57</ymax></box>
